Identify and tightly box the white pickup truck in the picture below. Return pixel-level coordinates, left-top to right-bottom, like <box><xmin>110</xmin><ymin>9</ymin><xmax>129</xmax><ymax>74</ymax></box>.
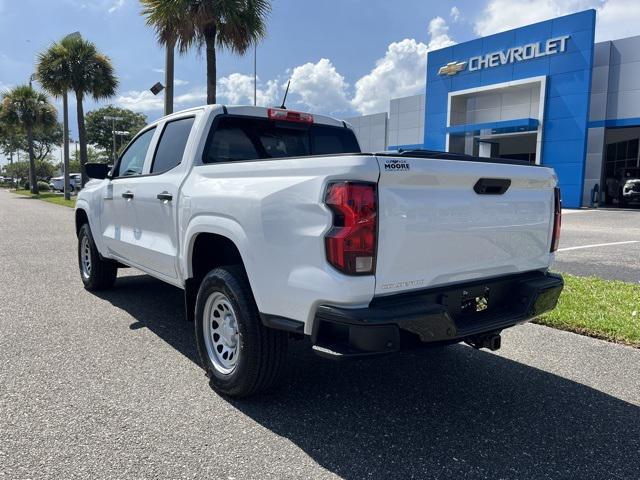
<box><xmin>76</xmin><ymin>105</ymin><xmax>563</xmax><ymax>397</ymax></box>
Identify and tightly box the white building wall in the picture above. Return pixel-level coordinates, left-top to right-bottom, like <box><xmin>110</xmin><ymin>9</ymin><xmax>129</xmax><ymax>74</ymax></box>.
<box><xmin>388</xmin><ymin>94</ymin><xmax>425</xmax><ymax>148</ymax></box>
<box><xmin>344</xmin><ymin>94</ymin><xmax>425</xmax><ymax>151</ymax></box>
<box><xmin>607</xmin><ymin>35</ymin><xmax>640</xmax><ymax>120</ymax></box>
<box><xmin>584</xmin><ymin>40</ymin><xmax>612</xmax><ymax>205</ymax></box>
<box><xmin>450</xmin><ymin>84</ymin><xmax>540</xmax><ymax>126</ymax></box>
<box><xmin>584</xmin><ymin>35</ymin><xmax>640</xmax><ymax>205</ymax></box>
<box><xmin>345</xmin><ymin>113</ymin><xmax>387</xmax><ymax>152</ymax></box>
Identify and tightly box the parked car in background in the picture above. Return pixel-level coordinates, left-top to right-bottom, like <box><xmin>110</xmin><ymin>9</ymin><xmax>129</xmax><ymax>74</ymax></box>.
<box><xmin>620</xmin><ymin>168</ymin><xmax>640</xmax><ymax>207</ymax></box>
<box><xmin>50</xmin><ymin>173</ymin><xmax>82</xmax><ymax>192</ymax></box>
<box><xmin>75</xmin><ymin>105</ymin><xmax>564</xmax><ymax>397</ymax></box>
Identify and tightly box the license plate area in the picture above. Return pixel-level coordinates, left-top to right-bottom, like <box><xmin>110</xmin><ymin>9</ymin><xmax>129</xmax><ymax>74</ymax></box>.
<box><xmin>460</xmin><ymin>286</ymin><xmax>490</xmax><ymax>315</ymax></box>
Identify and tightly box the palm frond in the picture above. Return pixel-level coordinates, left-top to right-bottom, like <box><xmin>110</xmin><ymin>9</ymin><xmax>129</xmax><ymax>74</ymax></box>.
<box><xmin>0</xmin><ymin>85</ymin><xmax>58</xmax><ymax>132</ymax></box>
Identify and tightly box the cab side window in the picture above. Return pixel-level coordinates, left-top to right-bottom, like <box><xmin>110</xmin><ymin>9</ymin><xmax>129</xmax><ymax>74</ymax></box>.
<box><xmin>151</xmin><ymin>117</ymin><xmax>195</xmax><ymax>174</ymax></box>
<box><xmin>114</xmin><ymin>127</ymin><xmax>156</xmax><ymax>177</ymax></box>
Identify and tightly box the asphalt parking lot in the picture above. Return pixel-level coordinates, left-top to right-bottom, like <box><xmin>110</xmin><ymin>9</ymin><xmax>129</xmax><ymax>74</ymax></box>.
<box><xmin>1</xmin><ymin>188</ymin><xmax>639</xmax><ymax>480</ymax></box>
<box><xmin>555</xmin><ymin>208</ymin><xmax>640</xmax><ymax>282</ymax></box>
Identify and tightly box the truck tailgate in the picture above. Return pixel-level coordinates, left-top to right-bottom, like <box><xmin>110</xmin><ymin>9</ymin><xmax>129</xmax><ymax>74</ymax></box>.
<box><xmin>374</xmin><ymin>155</ymin><xmax>556</xmax><ymax>295</ymax></box>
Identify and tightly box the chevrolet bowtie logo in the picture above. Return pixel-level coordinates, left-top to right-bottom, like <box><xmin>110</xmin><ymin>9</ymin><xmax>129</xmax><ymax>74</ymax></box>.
<box><xmin>438</xmin><ymin>61</ymin><xmax>467</xmax><ymax>76</ymax></box>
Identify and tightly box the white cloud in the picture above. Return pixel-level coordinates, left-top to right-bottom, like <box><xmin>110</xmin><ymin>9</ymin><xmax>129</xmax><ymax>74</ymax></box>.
<box><xmin>351</xmin><ymin>17</ymin><xmax>455</xmax><ymax>115</ymax></box>
<box><xmin>174</xmin><ymin>79</ymin><xmax>189</xmax><ymax>87</ymax></box>
<box><xmin>115</xmin><ymin>90</ymin><xmax>164</xmax><ymax>111</ymax></box>
<box><xmin>115</xmin><ymin>86</ymin><xmax>206</xmax><ymax>112</ymax></box>
<box><xmin>175</xmin><ymin>88</ymin><xmax>206</xmax><ymax>105</ymax></box>
<box><xmin>450</xmin><ymin>6</ymin><xmax>461</xmax><ymax>22</ymax></box>
<box><xmin>108</xmin><ymin>0</ymin><xmax>125</xmax><ymax>14</ymax></box>
<box><xmin>596</xmin><ymin>0</ymin><xmax>640</xmax><ymax>41</ymax></box>
<box><xmin>217</xmin><ymin>73</ymin><xmax>280</xmax><ymax>106</ymax></box>
<box><xmin>115</xmin><ymin>75</ymin><xmax>279</xmax><ymax>114</ymax></box>
<box><xmin>427</xmin><ymin>16</ymin><xmax>457</xmax><ymax>50</ymax></box>
<box><xmin>287</xmin><ymin>59</ymin><xmax>350</xmax><ymax>114</ymax></box>
<box><xmin>473</xmin><ymin>0</ymin><xmax>640</xmax><ymax>42</ymax></box>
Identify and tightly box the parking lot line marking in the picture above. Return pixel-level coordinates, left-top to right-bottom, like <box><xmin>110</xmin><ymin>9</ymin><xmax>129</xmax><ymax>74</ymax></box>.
<box><xmin>558</xmin><ymin>241</ymin><xmax>639</xmax><ymax>252</ymax></box>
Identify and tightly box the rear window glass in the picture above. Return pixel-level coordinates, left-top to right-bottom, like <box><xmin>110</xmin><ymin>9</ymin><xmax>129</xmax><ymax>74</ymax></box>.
<box><xmin>203</xmin><ymin>116</ymin><xmax>361</xmax><ymax>163</ymax></box>
<box><xmin>151</xmin><ymin>117</ymin><xmax>195</xmax><ymax>174</ymax></box>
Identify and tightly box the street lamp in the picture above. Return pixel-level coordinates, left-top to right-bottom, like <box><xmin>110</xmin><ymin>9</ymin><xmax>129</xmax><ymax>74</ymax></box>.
<box><xmin>113</xmin><ymin>130</ymin><xmax>130</xmax><ymax>157</ymax></box>
<box><xmin>104</xmin><ymin>115</ymin><xmax>124</xmax><ymax>163</ymax></box>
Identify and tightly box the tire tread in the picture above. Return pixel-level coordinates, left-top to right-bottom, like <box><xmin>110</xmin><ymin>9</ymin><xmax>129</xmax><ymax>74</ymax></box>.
<box><xmin>195</xmin><ymin>265</ymin><xmax>287</xmax><ymax>397</ymax></box>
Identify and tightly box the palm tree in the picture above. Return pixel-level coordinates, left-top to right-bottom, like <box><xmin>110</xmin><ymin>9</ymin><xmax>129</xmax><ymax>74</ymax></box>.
<box><xmin>36</xmin><ymin>40</ymin><xmax>73</xmax><ymax>200</ymax></box>
<box><xmin>0</xmin><ymin>85</ymin><xmax>57</xmax><ymax>194</ymax></box>
<box><xmin>56</xmin><ymin>35</ymin><xmax>118</xmax><ymax>185</ymax></box>
<box><xmin>141</xmin><ymin>0</ymin><xmax>270</xmax><ymax>105</ymax></box>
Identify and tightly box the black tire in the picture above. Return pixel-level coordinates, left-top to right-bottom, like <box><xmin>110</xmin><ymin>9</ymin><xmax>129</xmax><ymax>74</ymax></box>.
<box><xmin>78</xmin><ymin>223</ymin><xmax>117</xmax><ymax>290</ymax></box>
<box><xmin>195</xmin><ymin>266</ymin><xmax>288</xmax><ymax>397</ymax></box>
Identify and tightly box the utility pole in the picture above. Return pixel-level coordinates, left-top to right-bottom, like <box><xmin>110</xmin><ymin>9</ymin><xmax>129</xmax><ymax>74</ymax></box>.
<box><xmin>104</xmin><ymin>115</ymin><xmax>124</xmax><ymax>163</ymax></box>
<box><xmin>114</xmin><ymin>131</ymin><xmax>130</xmax><ymax>154</ymax></box>
<box><xmin>62</xmin><ymin>91</ymin><xmax>71</xmax><ymax>200</ymax></box>
<box><xmin>253</xmin><ymin>44</ymin><xmax>257</xmax><ymax>106</ymax></box>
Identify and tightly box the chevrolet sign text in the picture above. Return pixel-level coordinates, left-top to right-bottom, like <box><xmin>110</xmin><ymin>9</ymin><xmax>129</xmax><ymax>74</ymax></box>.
<box><xmin>440</xmin><ymin>35</ymin><xmax>570</xmax><ymax>76</ymax></box>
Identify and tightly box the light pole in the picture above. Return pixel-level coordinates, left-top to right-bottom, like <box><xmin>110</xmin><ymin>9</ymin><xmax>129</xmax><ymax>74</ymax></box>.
<box><xmin>253</xmin><ymin>44</ymin><xmax>257</xmax><ymax>106</ymax></box>
<box><xmin>113</xmin><ymin>130</ymin><xmax>130</xmax><ymax>158</ymax></box>
<box><xmin>104</xmin><ymin>115</ymin><xmax>124</xmax><ymax>163</ymax></box>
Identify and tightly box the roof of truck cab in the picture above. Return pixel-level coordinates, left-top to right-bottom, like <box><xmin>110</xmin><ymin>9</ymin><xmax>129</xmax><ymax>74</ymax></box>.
<box><xmin>152</xmin><ymin>104</ymin><xmax>346</xmax><ymax>129</ymax></box>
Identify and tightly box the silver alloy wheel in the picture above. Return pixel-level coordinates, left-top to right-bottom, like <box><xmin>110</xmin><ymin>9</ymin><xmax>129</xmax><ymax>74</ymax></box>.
<box><xmin>203</xmin><ymin>292</ymin><xmax>240</xmax><ymax>375</ymax></box>
<box><xmin>80</xmin><ymin>234</ymin><xmax>92</xmax><ymax>279</ymax></box>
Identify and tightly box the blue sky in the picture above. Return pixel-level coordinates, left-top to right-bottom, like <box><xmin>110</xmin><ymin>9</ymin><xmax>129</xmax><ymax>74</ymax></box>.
<box><xmin>1</xmin><ymin>0</ymin><xmax>639</xmax><ymax>164</ymax></box>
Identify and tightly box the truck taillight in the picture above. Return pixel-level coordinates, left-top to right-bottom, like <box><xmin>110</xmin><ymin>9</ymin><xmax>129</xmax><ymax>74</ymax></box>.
<box><xmin>267</xmin><ymin>108</ymin><xmax>313</xmax><ymax>123</ymax></box>
<box><xmin>551</xmin><ymin>187</ymin><xmax>562</xmax><ymax>252</ymax></box>
<box><xmin>324</xmin><ymin>182</ymin><xmax>377</xmax><ymax>275</ymax></box>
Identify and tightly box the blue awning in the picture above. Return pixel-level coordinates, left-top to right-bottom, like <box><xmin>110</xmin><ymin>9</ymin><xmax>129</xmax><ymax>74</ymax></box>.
<box><xmin>446</xmin><ymin>118</ymin><xmax>539</xmax><ymax>135</ymax></box>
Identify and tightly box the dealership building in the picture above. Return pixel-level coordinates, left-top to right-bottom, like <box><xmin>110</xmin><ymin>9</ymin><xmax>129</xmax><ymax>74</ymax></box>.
<box><xmin>347</xmin><ymin>9</ymin><xmax>640</xmax><ymax>208</ymax></box>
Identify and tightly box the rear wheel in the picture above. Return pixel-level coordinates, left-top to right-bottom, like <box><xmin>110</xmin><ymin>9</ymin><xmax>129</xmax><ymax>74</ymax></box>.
<box><xmin>78</xmin><ymin>223</ymin><xmax>117</xmax><ymax>290</ymax></box>
<box><xmin>195</xmin><ymin>266</ymin><xmax>288</xmax><ymax>397</ymax></box>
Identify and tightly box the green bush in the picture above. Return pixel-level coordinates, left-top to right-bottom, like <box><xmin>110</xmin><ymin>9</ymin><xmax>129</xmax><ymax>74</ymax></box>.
<box><xmin>21</xmin><ymin>180</ymin><xmax>51</xmax><ymax>192</ymax></box>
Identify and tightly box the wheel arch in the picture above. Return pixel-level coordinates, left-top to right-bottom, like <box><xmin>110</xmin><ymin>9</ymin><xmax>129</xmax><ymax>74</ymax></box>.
<box><xmin>75</xmin><ymin>207</ymin><xmax>89</xmax><ymax>237</ymax></box>
<box><xmin>182</xmin><ymin>218</ymin><xmax>256</xmax><ymax>321</ymax></box>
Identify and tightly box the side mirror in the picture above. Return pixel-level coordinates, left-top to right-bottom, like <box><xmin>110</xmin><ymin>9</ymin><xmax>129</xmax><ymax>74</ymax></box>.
<box><xmin>86</xmin><ymin>163</ymin><xmax>111</xmax><ymax>180</ymax></box>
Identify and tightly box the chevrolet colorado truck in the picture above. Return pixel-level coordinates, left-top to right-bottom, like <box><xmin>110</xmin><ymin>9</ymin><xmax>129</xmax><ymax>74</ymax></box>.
<box><xmin>76</xmin><ymin>105</ymin><xmax>564</xmax><ymax>397</ymax></box>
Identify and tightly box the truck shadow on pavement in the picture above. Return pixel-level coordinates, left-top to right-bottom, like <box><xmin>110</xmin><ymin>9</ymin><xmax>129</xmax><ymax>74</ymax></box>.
<box><xmin>96</xmin><ymin>273</ymin><xmax>640</xmax><ymax>480</ymax></box>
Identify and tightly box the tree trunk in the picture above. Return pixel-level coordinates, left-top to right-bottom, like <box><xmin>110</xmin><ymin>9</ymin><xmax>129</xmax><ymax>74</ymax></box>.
<box><xmin>165</xmin><ymin>38</ymin><xmax>175</xmax><ymax>115</ymax></box>
<box><xmin>63</xmin><ymin>91</ymin><xmax>71</xmax><ymax>201</ymax></box>
<box><xmin>75</xmin><ymin>90</ymin><xmax>89</xmax><ymax>187</ymax></box>
<box><xmin>26</xmin><ymin>125</ymin><xmax>38</xmax><ymax>194</ymax></box>
<box><xmin>205</xmin><ymin>26</ymin><xmax>217</xmax><ymax>104</ymax></box>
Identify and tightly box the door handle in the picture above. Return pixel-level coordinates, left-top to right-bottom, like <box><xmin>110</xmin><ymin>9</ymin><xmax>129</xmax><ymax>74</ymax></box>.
<box><xmin>122</xmin><ymin>191</ymin><xmax>134</xmax><ymax>199</ymax></box>
<box><xmin>473</xmin><ymin>178</ymin><xmax>511</xmax><ymax>195</ymax></box>
<box><xmin>156</xmin><ymin>191</ymin><xmax>173</xmax><ymax>202</ymax></box>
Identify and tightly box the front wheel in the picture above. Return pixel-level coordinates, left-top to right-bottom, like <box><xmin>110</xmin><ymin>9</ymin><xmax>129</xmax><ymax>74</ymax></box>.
<box><xmin>194</xmin><ymin>266</ymin><xmax>288</xmax><ymax>397</ymax></box>
<box><xmin>77</xmin><ymin>223</ymin><xmax>117</xmax><ymax>290</ymax></box>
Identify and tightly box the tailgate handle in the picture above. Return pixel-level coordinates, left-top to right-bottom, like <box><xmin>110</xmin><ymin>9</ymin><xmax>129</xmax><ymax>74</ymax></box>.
<box><xmin>474</xmin><ymin>178</ymin><xmax>511</xmax><ymax>195</ymax></box>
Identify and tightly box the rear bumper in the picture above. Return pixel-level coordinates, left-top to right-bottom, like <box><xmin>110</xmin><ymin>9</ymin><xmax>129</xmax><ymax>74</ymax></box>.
<box><xmin>312</xmin><ymin>271</ymin><xmax>563</xmax><ymax>359</ymax></box>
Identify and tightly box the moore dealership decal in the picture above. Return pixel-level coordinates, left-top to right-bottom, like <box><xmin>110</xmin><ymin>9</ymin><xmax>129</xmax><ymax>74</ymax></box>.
<box><xmin>384</xmin><ymin>158</ymin><xmax>410</xmax><ymax>171</ymax></box>
<box><xmin>438</xmin><ymin>35</ymin><xmax>570</xmax><ymax>76</ymax></box>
